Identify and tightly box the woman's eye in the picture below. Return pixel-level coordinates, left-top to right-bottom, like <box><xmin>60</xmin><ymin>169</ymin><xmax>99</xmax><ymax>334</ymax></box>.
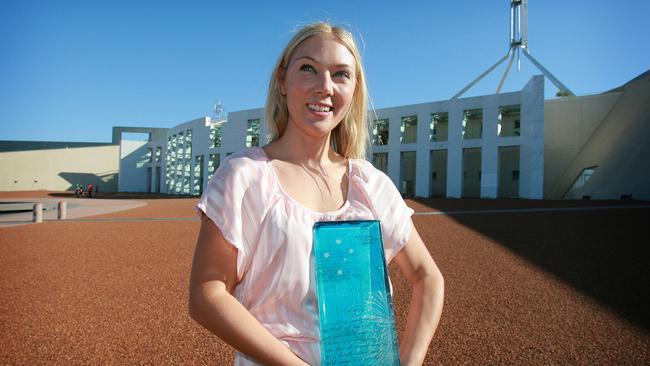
<box><xmin>299</xmin><ymin>64</ymin><xmax>316</xmax><ymax>73</ymax></box>
<box><xmin>335</xmin><ymin>71</ymin><xmax>351</xmax><ymax>79</ymax></box>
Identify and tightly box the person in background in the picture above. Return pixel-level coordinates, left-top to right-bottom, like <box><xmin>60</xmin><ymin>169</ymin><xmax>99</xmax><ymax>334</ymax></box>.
<box><xmin>75</xmin><ymin>184</ymin><xmax>83</xmax><ymax>198</ymax></box>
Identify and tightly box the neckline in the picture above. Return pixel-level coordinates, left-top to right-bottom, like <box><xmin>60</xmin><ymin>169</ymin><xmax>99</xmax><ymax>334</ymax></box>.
<box><xmin>257</xmin><ymin>146</ymin><xmax>352</xmax><ymax>217</ymax></box>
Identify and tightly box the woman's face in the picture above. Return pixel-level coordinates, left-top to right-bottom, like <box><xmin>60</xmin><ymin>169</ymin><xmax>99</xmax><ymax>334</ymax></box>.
<box><xmin>280</xmin><ymin>34</ymin><xmax>356</xmax><ymax>140</ymax></box>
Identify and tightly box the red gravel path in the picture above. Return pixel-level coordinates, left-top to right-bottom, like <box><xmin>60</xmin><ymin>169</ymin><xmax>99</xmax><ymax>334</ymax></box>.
<box><xmin>1</xmin><ymin>192</ymin><xmax>648</xmax><ymax>365</ymax></box>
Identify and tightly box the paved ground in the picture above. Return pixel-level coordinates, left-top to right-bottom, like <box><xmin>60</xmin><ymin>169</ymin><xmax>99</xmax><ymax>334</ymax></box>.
<box><xmin>1</xmin><ymin>191</ymin><xmax>648</xmax><ymax>365</ymax></box>
<box><xmin>0</xmin><ymin>191</ymin><xmax>146</xmax><ymax>228</ymax></box>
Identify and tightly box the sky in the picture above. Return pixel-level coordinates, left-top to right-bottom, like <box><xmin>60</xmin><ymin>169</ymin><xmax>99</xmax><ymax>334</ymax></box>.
<box><xmin>1</xmin><ymin>0</ymin><xmax>649</xmax><ymax>143</ymax></box>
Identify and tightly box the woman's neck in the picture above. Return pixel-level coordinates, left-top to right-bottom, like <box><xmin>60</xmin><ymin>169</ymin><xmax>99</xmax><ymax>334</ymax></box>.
<box><xmin>268</xmin><ymin>127</ymin><xmax>341</xmax><ymax>167</ymax></box>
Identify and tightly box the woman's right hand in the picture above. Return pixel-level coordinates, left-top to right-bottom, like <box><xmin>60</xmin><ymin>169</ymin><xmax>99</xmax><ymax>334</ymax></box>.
<box><xmin>188</xmin><ymin>214</ymin><xmax>309</xmax><ymax>366</ymax></box>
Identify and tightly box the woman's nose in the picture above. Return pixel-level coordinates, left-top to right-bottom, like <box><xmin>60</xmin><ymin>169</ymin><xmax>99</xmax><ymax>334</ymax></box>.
<box><xmin>315</xmin><ymin>73</ymin><xmax>334</xmax><ymax>96</ymax></box>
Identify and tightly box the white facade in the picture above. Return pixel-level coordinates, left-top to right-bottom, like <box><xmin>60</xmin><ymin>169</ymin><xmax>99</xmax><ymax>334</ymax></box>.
<box><xmin>117</xmin><ymin>140</ymin><xmax>149</xmax><ymax>192</ymax></box>
<box><xmin>122</xmin><ymin>76</ymin><xmax>545</xmax><ymax>199</ymax></box>
<box><xmin>370</xmin><ymin>75</ymin><xmax>544</xmax><ymax>199</ymax></box>
<box><xmin>142</xmin><ymin>109</ymin><xmax>267</xmax><ymax>195</ymax></box>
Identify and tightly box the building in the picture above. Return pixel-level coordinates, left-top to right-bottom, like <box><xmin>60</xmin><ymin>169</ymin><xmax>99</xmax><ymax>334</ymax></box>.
<box><xmin>2</xmin><ymin>71</ymin><xmax>649</xmax><ymax>200</ymax></box>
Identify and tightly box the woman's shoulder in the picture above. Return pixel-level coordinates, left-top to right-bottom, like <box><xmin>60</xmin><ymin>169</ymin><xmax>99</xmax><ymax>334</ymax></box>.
<box><xmin>213</xmin><ymin>147</ymin><xmax>269</xmax><ymax>182</ymax></box>
<box><xmin>220</xmin><ymin>147</ymin><xmax>267</xmax><ymax>169</ymax></box>
<box><xmin>349</xmin><ymin>158</ymin><xmax>385</xmax><ymax>182</ymax></box>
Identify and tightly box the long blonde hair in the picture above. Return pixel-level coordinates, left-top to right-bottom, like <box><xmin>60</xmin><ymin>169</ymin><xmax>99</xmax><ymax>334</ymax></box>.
<box><xmin>265</xmin><ymin>22</ymin><xmax>369</xmax><ymax>159</ymax></box>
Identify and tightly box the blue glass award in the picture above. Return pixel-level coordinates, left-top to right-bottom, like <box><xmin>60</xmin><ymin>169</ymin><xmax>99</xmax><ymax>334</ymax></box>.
<box><xmin>312</xmin><ymin>220</ymin><xmax>401</xmax><ymax>365</ymax></box>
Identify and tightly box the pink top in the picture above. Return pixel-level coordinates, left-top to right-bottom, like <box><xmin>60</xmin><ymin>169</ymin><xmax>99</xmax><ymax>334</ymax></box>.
<box><xmin>196</xmin><ymin>147</ymin><xmax>414</xmax><ymax>365</ymax></box>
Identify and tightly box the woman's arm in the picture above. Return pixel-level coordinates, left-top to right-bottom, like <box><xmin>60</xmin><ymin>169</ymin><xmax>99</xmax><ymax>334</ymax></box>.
<box><xmin>188</xmin><ymin>215</ymin><xmax>308</xmax><ymax>366</ymax></box>
<box><xmin>392</xmin><ymin>220</ymin><xmax>445</xmax><ymax>366</ymax></box>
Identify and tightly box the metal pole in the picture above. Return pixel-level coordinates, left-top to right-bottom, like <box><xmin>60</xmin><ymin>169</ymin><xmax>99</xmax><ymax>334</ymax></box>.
<box><xmin>521</xmin><ymin>49</ymin><xmax>575</xmax><ymax>96</ymax></box>
<box><xmin>510</xmin><ymin>2</ymin><xmax>514</xmax><ymax>45</ymax></box>
<box><xmin>517</xmin><ymin>3</ymin><xmax>521</xmax><ymax>43</ymax></box>
<box><xmin>33</xmin><ymin>203</ymin><xmax>42</xmax><ymax>223</ymax></box>
<box><xmin>58</xmin><ymin>201</ymin><xmax>67</xmax><ymax>220</ymax></box>
<box><xmin>452</xmin><ymin>52</ymin><xmax>510</xmax><ymax>99</ymax></box>
<box><xmin>497</xmin><ymin>49</ymin><xmax>516</xmax><ymax>94</ymax></box>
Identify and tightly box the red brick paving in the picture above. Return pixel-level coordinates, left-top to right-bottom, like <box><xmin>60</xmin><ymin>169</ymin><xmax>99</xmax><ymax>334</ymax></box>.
<box><xmin>1</xmin><ymin>192</ymin><xmax>648</xmax><ymax>365</ymax></box>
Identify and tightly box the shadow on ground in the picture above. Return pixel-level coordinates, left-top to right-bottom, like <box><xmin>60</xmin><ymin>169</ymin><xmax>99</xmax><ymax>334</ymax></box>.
<box><xmin>58</xmin><ymin>172</ymin><xmax>117</xmax><ymax>191</ymax></box>
<box><xmin>412</xmin><ymin>197</ymin><xmax>650</xmax><ymax>331</ymax></box>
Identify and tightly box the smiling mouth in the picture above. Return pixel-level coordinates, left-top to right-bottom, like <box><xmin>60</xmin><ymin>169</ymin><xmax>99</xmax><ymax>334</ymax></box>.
<box><xmin>306</xmin><ymin>103</ymin><xmax>333</xmax><ymax>113</ymax></box>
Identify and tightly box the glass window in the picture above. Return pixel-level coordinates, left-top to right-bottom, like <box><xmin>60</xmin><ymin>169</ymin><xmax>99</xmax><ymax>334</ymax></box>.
<box><xmin>400</xmin><ymin>151</ymin><xmax>417</xmax><ymax>197</ymax></box>
<box><xmin>498</xmin><ymin>105</ymin><xmax>521</xmax><ymax>137</ymax></box>
<box><xmin>155</xmin><ymin>147</ymin><xmax>162</xmax><ymax>162</ymax></box>
<box><xmin>185</xmin><ymin>130</ymin><xmax>192</xmax><ymax>160</ymax></box>
<box><xmin>462</xmin><ymin>109</ymin><xmax>482</xmax><ymax>140</ymax></box>
<box><xmin>165</xmin><ymin>137</ymin><xmax>172</xmax><ymax>192</ymax></box>
<box><xmin>177</xmin><ymin>132</ymin><xmax>184</xmax><ymax>161</ymax></box>
<box><xmin>183</xmin><ymin>161</ymin><xmax>191</xmax><ymax>194</ymax></box>
<box><xmin>462</xmin><ymin>148</ymin><xmax>482</xmax><ymax>197</ymax></box>
<box><xmin>372</xmin><ymin>152</ymin><xmax>388</xmax><ymax>174</ymax></box>
<box><xmin>400</xmin><ymin>116</ymin><xmax>417</xmax><ymax>144</ymax></box>
<box><xmin>146</xmin><ymin>147</ymin><xmax>153</xmax><ymax>162</ymax></box>
<box><xmin>246</xmin><ymin>119</ymin><xmax>260</xmax><ymax>147</ymax></box>
<box><xmin>208</xmin><ymin>153</ymin><xmax>221</xmax><ymax>182</ymax></box>
<box><xmin>431</xmin><ymin>113</ymin><xmax>448</xmax><ymax>142</ymax></box>
<box><xmin>210</xmin><ymin>124</ymin><xmax>222</xmax><ymax>148</ymax></box>
<box><xmin>564</xmin><ymin>166</ymin><xmax>597</xmax><ymax>199</ymax></box>
<box><xmin>372</xmin><ymin>119</ymin><xmax>389</xmax><ymax>145</ymax></box>
<box><xmin>170</xmin><ymin>135</ymin><xmax>177</xmax><ymax>164</ymax></box>
<box><xmin>193</xmin><ymin>155</ymin><xmax>204</xmax><ymax>195</ymax></box>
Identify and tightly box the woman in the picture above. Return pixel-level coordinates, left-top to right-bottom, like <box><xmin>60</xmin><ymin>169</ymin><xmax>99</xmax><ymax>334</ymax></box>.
<box><xmin>189</xmin><ymin>22</ymin><xmax>444</xmax><ymax>366</ymax></box>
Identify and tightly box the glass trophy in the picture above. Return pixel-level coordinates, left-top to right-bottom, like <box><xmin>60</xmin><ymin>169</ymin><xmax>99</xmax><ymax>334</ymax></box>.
<box><xmin>312</xmin><ymin>220</ymin><xmax>401</xmax><ymax>365</ymax></box>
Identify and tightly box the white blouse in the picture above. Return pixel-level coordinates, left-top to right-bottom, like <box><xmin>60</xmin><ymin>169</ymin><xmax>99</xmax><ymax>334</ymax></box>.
<box><xmin>197</xmin><ymin>147</ymin><xmax>414</xmax><ymax>365</ymax></box>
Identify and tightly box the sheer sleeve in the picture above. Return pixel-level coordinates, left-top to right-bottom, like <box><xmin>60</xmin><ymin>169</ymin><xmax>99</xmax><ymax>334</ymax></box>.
<box><xmin>355</xmin><ymin>161</ymin><xmax>415</xmax><ymax>263</ymax></box>
<box><xmin>196</xmin><ymin>153</ymin><xmax>258</xmax><ymax>280</ymax></box>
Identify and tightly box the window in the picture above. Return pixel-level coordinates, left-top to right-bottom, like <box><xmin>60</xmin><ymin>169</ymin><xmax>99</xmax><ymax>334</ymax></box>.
<box><xmin>246</xmin><ymin>119</ymin><xmax>260</xmax><ymax>147</ymax></box>
<box><xmin>372</xmin><ymin>119</ymin><xmax>389</xmax><ymax>145</ymax></box>
<box><xmin>498</xmin><ymin>105</ymin><xmax>521</xmax><ymax>137</ymax></box>
<box><xmin>430</xmin><ymin>113</ymin><xmax>448</xmax><ymax>142</ymax></box>
<box><xmin>170</xmin><ymin>135</ymin><xmax>177</xmax><ymax>164</ymax></box>
<box><xmin>166</xmin><ymin>137</ymin><xmax>173</xmax><ymax>192</ymax></box>
<box><xmin>462</xmin><ymin>109</ymin><xmax>482</xmax><ymax>140</ymax></box>
<box><xmin>185</xmin><ymin>130</ymin><xmax>192</xmax><ymax>161</ymax></box>
<box><xmin>193</xmin><ymin>155</ymin><xmax>204</xmax><ymax>195</ymax></box>
<box><xmin>400</xmin><ymin>115</ymin><xmax>417</xmax><ymax>144</ymax></box>
<box><xmin>146</xmin><ymin>147</ymin><xmax>153</xmax><ymax>162</ymax></box>
<box><xmin>372</xmin><ymin>152</ymin><xmax>388</xmax><ymax>174</ymax></box>
<box><xmin>183</xmin><ymin>161</ymin><xmax>191</xmax><ymax>194</ymax></box>
<box><xmin>177</xmin><ymin>132</ymin><xmax>184</xmax><ymax>161</ymax></box>
<box><xmin>155</xmin><ymin>147</ymin><xmax>162</xmax><ymax>162</ymax></box>
<box><xmin>208</xmin><ymin>153</ymin><xmax>220</xmax><ymax>182</ymax></box>
<box><xmin>210</xmin><ymin>124</ymin><xmax>222</xmax><ymax>148</ymax></box>
<box><xmin>564</xmin><ymin>166</ymin><xmax>597</xmax><ymax>199</ymax></box>
<box><xmin>400</xmin><ymin>151</ymin><xmax>417</xmax><ymax>197</ymax></box>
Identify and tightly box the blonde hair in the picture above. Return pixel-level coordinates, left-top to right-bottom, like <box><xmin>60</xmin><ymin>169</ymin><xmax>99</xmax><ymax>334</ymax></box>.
<box><xmin>265</xmin><ymin>22</ymin><xmax>369</xmax><ymax>159</ymax></box>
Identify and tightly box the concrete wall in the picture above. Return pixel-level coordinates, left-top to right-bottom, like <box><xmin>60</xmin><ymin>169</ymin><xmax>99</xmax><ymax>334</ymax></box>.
<box><xmin>117</xmin><ymin>140</ymin><xmax>149</xmax><ymax>192</ymax></box>
<box><xmin>370</xmin><ymin>75</ymin><xmax>544</xmax><ymax>199</ymax></box>
<box><xmin>544</xmin><ymin>92</ymin><xmax>621</xmax><ymax>198</ymax></box>
<box><xmin>544</xmin><ymin>72</ymin><xmax>650</xmax><ymax>200</ymax></box>
<box><xmin>156</xmin><ymin>110</ymin><xmax>266</xmax><ymax>195</ymax></box>
<box><xmin>0</xmin><ymin>145</ymin><xmax>119</xmax><ymax>191</ymax></box>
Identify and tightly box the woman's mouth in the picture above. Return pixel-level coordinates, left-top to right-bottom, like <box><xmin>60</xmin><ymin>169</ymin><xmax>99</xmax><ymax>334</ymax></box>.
<box><xmin>306</xmin><ymin>103</ymin><xmax>333</xmax><ymax>113</ymax></box>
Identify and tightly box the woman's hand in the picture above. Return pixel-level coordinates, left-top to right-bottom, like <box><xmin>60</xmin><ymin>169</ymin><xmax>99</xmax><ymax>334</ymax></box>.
<box><xmin>188</xmin><ymin>214</ymin><xmax>308</xmax><ymax>366</ymax></box>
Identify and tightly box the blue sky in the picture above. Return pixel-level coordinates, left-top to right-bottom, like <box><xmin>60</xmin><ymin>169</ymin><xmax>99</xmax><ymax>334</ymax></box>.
<box><xmin>1</xmin><ymin>0</ymin><xmax>648</xmax><ymax>143</ymax></box>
